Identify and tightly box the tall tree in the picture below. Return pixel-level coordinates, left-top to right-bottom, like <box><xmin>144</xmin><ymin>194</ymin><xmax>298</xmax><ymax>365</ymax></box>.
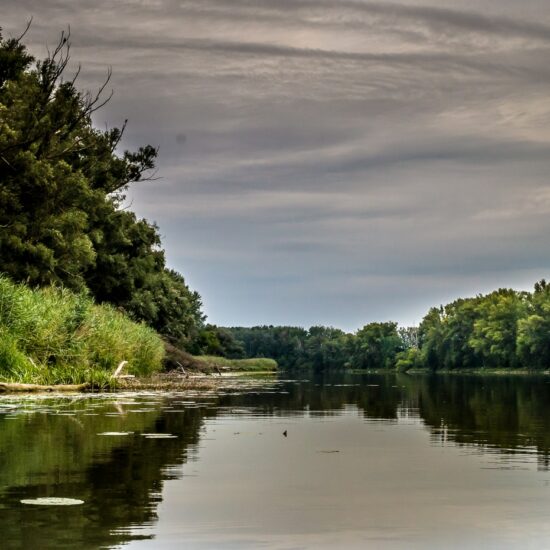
<box><xmin>0</xmin><ymin>29</ymin><xmax>204</xmax><ymax>345</ymax></box>
<box><xmin>352</xmin><ymin>322</ymin><xmax>403</xmax><ymax>370</ymax></box>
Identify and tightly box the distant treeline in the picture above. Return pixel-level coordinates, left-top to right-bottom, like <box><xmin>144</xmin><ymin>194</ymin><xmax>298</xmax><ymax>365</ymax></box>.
<box><xmin>199</xmin><ymin>281</ymin><xmax>550</xmax><ymax>372</ymax></box>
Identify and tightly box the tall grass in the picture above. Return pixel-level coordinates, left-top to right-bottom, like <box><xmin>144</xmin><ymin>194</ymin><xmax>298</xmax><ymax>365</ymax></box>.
<box><xmin>0</xmin><ymin>275</ymin><xmax>164</xmax><ymax>387</ymax></box>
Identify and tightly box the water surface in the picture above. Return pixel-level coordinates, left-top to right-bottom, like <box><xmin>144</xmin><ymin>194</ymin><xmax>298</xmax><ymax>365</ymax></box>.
<box><xmin>1</xmin><ymin>373</ymin><xmax>550</xmax><ymax>549</ymax></box>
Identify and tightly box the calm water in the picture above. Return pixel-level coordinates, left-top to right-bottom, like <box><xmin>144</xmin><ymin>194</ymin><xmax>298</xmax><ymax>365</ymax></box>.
<box><xmin>2</xmin><ymin>373</ymin><xmax>550</xmax><ymax>549</ymax></box>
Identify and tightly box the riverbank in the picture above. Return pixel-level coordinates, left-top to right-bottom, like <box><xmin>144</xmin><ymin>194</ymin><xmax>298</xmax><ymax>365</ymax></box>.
<box><xmin>407</xmin><ymin>368</ymin><xmax>550</xmax><ymax>375</ymax></box>
<box><xmin>0</xmin><ymin>371</ymin><xmax>278</xmax><ymax>393</ymax></box>
<box><xmin>163</xmin><ymin>342</ymin><xmax>277</xmax><ymax>373</ymax></box>
<box><xmin>117</xmin><ymin>370</ymin><xmax>277</xmax><ymax>391</ymax></box>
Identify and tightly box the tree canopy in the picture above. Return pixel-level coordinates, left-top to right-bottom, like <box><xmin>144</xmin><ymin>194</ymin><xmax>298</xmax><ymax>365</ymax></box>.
<box><xmin>0</xmin><ymin>29</ymin><xmax>204</xmax><ymax>346</ymax></box>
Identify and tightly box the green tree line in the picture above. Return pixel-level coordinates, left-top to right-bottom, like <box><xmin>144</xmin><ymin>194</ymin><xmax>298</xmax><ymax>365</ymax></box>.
<box><xmin>413</xmin><ymin>281</ymin><xmax>550</xmax><ymax>372</ymax></box>
<box><xmin>208</xmin><ymin>281</ymin><xmax>550</xmax><ymax>372</ymax></box>
<box><xmin>218</xmin><ymin>323</ymin><xmax>407</xmax><ymax>371</ymax></box>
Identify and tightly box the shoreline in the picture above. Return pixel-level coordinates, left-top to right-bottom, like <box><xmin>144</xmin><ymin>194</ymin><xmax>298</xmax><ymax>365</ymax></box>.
<box><xmin>0</xmin><ymin>371</ymin><xmax>278</xmax><ymax>394</ymax></box>
<box><xmin>2</xmin><ymin>367</ymin><xmax>549</xmax><ymax>394</ymax></box>
<box><xmin>350</xmin><ymin>368</ymin><xmax>550</xmax><ymax>376</ymax></box>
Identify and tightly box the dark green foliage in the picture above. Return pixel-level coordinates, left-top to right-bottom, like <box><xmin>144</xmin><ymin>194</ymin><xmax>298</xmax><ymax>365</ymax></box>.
<box><xmin>223</xmin><ymin>280</ymin><xmax>550</xmax><ymax>372</ymax></box>
<box><xmin>189</xmin><ymin>324</ymin><xmax>245</xmax><ymax>357</ymax></box>
<box><xmin>225</xmin><ymin>325</ymin><xmax>362</xmax><ymax>370</ymax></box>
<box><xmin>0</xmin><ymin>29</ymin><xmax>204</xmax><ymax>345</ymax></box>
<box><xmin>352</xmin><ymin>322</ymin><xmax>403</xmax><ymax>370</ymax></box>
<box><xmin>469</xmin><ymin>289</ymin><xmax>528</xmax><ymax>369</ymax></box>
<box><xmin>417</xmin><ymin>283</ymin><xmax>549</xmax><ymax>371</ymax></box>
<box><xmin>418</xmin><ymin>299</ymin><xmax>484</xmax><ymax>371</ymax></box>
<box><xmin>226</xmin><ymin>326</ymin><xmax>313</xmax><ymax>369</ymax></box>
<box><xmin>305</xmin><ymin>326</ymin><xmax>350</xmax><ymax>370</ymax></box>
<box><xmin>516</xmin><ymin>280</ymin><xmax>550</xmax><ymax>370</ymax></box>
<box><xmin>395</xmin><ymin>348</ymin><xmax>421</xmax><ymax>372</ymax></box>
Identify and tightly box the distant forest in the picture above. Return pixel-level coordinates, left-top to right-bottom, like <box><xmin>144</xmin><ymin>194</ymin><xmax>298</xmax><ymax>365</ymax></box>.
<box><xmin>202</xmin><ymin>281</ymin><xmax>550</xmax><ymax>372</ymax></box>
<box><xmin>2</xmin><ymin>29</ymin><xmax>550</xmax><ymax>374</ymax></box>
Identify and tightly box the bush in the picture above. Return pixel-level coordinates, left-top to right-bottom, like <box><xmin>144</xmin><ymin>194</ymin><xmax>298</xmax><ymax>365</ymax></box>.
<box><xmin>395</xmin><ymin>348</ymin><xmax>420</xmax><ymax>372</ymax></box>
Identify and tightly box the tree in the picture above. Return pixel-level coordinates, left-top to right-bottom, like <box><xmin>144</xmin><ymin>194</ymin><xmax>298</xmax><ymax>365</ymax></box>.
<box><xmin>418</xmin><ymin>307</ymin><xmax>447</xmax><ymax>371</ymax></box>
<box><xmin>469</xmin><ymin>289</ymin><xmax>528</xmax><ymax>369</ymax></box>
<box><xmin>352</xmin><ymin>322</ymin><xmax>403</xmax><ymax>370</ymax></box>
<box><xmin>517</xmin><ymin>281</ymin><xmax>550</xmax><ymax>370</ymax></box>
<box><xmin>0</xmin><ymin>29</ymin><xmax>204</xmax><ymax>346</ymax></box>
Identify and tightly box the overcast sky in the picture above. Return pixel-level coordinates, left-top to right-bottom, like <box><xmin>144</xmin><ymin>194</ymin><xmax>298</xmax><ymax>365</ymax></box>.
<box><xmin>3</xmin><ymin>1</ymin><xmax>550</xmax><ymax>330</ymax></box>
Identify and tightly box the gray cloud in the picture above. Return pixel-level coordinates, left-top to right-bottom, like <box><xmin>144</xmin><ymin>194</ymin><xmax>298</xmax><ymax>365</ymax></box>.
<box><xmin>2</xmin><ymin>0</ymin><xmax>550</xmax><ymax>330</ymax></box>
<box><xmin>175</xmin><ymin>0</ymin><xmax>550</xmax><ymax>42</ymax></box>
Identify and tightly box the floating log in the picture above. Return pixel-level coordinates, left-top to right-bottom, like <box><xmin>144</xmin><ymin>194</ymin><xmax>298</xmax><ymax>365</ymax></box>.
<box><xmin>0</xmin><ymin>382</ymin><xmax>90</xmax><ymax>393</ymax></box>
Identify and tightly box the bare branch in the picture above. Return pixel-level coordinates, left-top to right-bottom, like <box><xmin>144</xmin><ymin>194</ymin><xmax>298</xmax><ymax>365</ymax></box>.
<box><xmin>110</xmin><ymin>119</ymin><xmax>128</xmax><ymax>153</ymax></box>
<box><xmin>120</xmin><ymin>199</ymin><xmax>135</xmax><ymax>211</ymax></box>
<box><xmin>137</xmin><ymin>168</ymin><xmax>161</xmax><ymax>183</ymax></box>
<box><xmin>69</xmin><ymin>64</ymin><xmax>81</xmax><ymax>86</ymax></box>
<box><xmin>15</xmin><ymin>18</ymin><xmax>33</xmax><ymax>43</ymax></box>
<box><xmin>86</xmin><ymin>67</ymin><xmax>113</xmax><ymax>114</ymax></box>
<box><xmin>0</xmin><ymin>155</ymin><xmax>14</xmax><ymax>170</ymax></box>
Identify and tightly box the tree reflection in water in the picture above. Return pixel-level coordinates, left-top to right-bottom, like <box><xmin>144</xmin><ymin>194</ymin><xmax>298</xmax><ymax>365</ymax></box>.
<box><xmin>0</xmin><ymin>373</ymin><xmax>549</xmax><ymax>548</ymax></box>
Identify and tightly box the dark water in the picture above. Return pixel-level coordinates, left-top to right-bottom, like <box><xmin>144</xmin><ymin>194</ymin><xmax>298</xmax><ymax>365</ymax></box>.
<box><xmin>2</xmin><ymin>373</ymin><xmax>550</xmax><ymax>549</ymax></box>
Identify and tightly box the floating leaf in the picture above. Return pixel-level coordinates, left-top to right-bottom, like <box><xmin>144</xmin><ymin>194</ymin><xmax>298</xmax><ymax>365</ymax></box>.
<box><xmin>21</xmin><ymin>497</ymin><xmax>84</xmax><ymax>506</ymax></box>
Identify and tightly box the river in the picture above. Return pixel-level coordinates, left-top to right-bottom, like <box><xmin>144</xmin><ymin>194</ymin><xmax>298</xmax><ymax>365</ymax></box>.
<box><xmin>1</xmin><ymin>372</ymin><xmax>550</xmax><ymax>549</ymax></box>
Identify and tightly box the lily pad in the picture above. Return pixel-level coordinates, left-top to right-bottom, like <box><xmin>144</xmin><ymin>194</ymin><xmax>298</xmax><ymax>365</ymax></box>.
<box><xmin>142</xmin><ymin>433</ymin><xmax>177</xmax><ymax>439</ymax></box>
<box><xmin>21</xmin><ymin>497</ymin><xmax>84</xmax><ymax>506</ymax></box>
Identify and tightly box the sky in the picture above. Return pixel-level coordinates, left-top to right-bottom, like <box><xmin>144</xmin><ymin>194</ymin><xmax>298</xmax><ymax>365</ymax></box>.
<box><xmin>3</xmin><ymin>0</ymin><xmax>550</xmax><ymax>331</ymax></box>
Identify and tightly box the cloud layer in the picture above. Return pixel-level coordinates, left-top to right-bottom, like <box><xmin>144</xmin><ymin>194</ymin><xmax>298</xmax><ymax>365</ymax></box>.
<box><xmin>3</xmin><ymin>0</ymin><xmax>550</xmax><ymax>329</ymax></box>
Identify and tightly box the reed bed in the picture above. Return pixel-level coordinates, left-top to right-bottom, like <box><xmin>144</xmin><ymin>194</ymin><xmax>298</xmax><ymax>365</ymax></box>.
<box><xmin>0</xmin><ymin>276</ymin><xmax>164</xmax><ymax>387</ymax></box>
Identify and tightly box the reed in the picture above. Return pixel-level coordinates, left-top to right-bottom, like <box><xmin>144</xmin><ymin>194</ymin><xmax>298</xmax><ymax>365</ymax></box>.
<box><xmin>0</xmin><ymin>275</ymin><xmax>164</xmax><ymax>387</ymax></box>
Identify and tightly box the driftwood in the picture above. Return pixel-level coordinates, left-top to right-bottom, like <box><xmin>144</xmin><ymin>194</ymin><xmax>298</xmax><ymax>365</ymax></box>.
<box><xmin>112</xmin><ymin>360</ymin><xmax>128</xmax><ymax>378</ymax></box>
<box><xmin>0</xmin><ymin>382</ymin><xmax>90</xmax><ymax>393</ymax></box>
<box><xmin>162</xmin><ymin>341</ymin><xmax>210</xmax><ymax>373</ymax></box>
<box><xmin>111</xmin><ymin>360</ymin><xmax>135</xmax><ymax>380</ymax></box>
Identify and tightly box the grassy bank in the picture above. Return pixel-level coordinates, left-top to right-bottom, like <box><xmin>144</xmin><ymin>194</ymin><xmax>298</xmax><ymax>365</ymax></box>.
<box><xmin>0</xmin><ymin>276</ymin><xmax>164</xmax><ymax>387</ymax></box>
<box><xmin>193</xmin><ymin>355</ymin><xmax>278</xmax><ymax>372</ymax></box>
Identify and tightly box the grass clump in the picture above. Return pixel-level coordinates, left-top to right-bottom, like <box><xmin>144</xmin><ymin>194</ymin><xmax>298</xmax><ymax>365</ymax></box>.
<box><xmin>0</xmin><ymin>275</ymin><xmax>164</xmax><ymax>387</ymax></box>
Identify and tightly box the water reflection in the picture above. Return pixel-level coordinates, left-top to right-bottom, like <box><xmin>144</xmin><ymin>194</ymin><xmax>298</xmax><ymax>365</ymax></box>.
<box><xmin>1</xmin><ymin>374</ymin><xmax>550</xmax><ymax>548</ymax></box>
